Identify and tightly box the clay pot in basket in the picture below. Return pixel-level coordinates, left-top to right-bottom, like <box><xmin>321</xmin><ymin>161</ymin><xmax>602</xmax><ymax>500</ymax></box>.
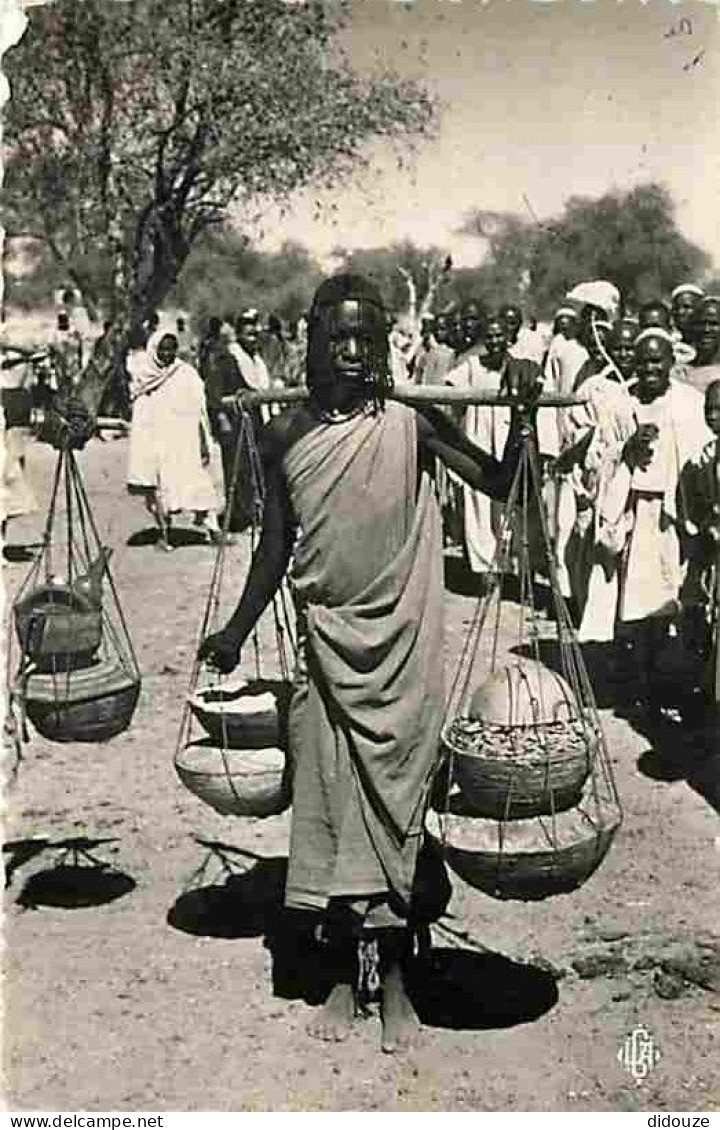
<box><xmin>174</xmin><ymin>741</ymin><xmax>290</xmax><ymax>818</ymax></box>
<box><xmin>445</xmin><ymin>660</ymin><xmax>592</xmax><ymax>820</ymax></box>
<box><xmin>188</xmin><ymin>678</ymin><xmax>291</xmax><ymax>748</ymax></box>
<box><xmin>23</xmin><ymin>657</ymin><xmax>141</xmax><ymax>743</ymax></box>
<box><xmin>468</xmin><ymin>659</ymin><xmax>576</xmax><ymax>727</ymax></box>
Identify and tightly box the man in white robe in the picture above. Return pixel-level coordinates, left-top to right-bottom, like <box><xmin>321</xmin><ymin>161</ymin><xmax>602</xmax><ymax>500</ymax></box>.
<box><xmin>600</xmin><ymin>328</ymin><xmax>712</xmax><ymax>714</ymax></box>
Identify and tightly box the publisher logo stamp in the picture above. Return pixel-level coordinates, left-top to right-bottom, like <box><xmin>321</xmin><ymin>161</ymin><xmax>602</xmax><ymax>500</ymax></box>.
<box><xmin>618</xmin><ymin>1024</ymin><xmax>661</xmax><ymax>1084</ymax></box>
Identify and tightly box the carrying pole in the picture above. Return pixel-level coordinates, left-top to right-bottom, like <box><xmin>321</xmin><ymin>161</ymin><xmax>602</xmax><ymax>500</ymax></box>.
<box><xmin>219</xmin><ymin>383</ymin><xmax>586</xmax><ymax>410</ymax></box>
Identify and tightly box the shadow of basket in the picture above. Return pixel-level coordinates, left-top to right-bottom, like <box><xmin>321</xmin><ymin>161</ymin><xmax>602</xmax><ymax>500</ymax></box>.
<box><xmin>167</xmin><ymin>856</ymin><xmax>287</xmax><ymax>939</ymax></box>
<box><xmin>406</xmin><ymin>945</ymin><xmax>559</xmax><ymax>1030</ymax></box>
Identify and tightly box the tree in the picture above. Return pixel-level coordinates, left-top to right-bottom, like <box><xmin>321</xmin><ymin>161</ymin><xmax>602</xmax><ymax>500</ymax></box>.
<box><xmin>3</xmin><ymin>0</ymin><xmax>434</xmax><ymax>417</ymax></box>
<box><xmin>171</xmin><ymin>231</ymin><xmax>324</xmax><ymax>328</ymax></box>
<box><xmin>461</xmin><ymin>184</ymin><xmax>711</xmax><ymax>316</ymax></box>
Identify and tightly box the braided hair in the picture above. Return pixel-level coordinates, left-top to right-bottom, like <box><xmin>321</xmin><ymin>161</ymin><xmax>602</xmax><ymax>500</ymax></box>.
<box><xmin>306</xmin><ymin>273</ymin><xmax>392</xmax><ymax>413</ymax></box>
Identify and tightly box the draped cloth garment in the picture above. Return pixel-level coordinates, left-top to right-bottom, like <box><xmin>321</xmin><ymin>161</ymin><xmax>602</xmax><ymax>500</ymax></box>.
<box><xmin>283</xmin><ymin>402</ymin><xmax>445</xmax><ymax>914</ymax></box>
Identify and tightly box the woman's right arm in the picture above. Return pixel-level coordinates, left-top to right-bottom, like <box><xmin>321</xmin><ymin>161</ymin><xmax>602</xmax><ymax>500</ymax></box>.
<box><xmin>197</xmin><ymin>424</ymin><xmax>296</xmax><ymax>672</ymax></box>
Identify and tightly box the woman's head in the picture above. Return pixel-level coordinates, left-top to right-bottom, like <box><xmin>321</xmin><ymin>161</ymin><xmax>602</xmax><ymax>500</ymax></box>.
<box><xmin>307</xmin><ymin>274</ymin><xmax>390</xmax><ymax>410</ymax></box>
<box><xmin>153</xmin><ymin>333</ymin><xmax>178</xmax><ymax>368</ymax></box>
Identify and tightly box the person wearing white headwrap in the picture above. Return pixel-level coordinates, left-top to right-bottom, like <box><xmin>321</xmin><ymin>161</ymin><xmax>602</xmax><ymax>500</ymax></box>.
<box><xmin>127</xmin><ymin>330</ymin><xmax>221</xmax><ymax>550</ymax></box>
<box><xmin>550</xmin><ymin>320</ymin><xmax>636</xmax><ymax>638</ymax></box>
<box><xmin>599</xmin><ymin>327</ymin><xmax>712</xmax><ymax>714</ymax></box>
<box><xmin>671</xmin><ymin>283</ymin><xmax>704</xmax><ymax>345</ymax></box>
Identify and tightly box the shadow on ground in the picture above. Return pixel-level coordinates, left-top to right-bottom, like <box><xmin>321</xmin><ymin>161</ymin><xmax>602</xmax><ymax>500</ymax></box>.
<box><xmin>636</xmin><ymin>716</ymin><xmax>720</xmax><ymax>815</ymax></box>
<box><xmin>126</xmin><ymin>526</ymin><xmax>213</xmax><ymax>548</ymax></box>
<box><xmin>5</xmin><ymin>835</ymin><xmax>137</xmax><ymax>909</ymax></box>
<box><xmin>168</xmin><ymin>855</ymin><xmax>287</xmax><ymax>940</ymax></box>
<box><xmin>407</xmin><ymin>945</ymin><xmax>559</xmax><ymax>1030</ymax></box>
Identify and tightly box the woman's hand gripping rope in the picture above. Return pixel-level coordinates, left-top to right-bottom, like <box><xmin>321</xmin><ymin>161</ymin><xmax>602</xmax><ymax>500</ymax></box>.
<box><xmin>197</xmin><ymin>630</ymin><xmax>242</xmax><ymax>675</ymax></box>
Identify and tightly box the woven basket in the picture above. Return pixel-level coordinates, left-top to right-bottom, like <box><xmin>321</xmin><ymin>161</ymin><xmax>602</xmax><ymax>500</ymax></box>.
<box><xmin>427</xmin><ymin>808</ymin><xmax>619</xmax><ymax>902</ymax></box>
<box><xmin>174</xmin><ymin>741</ymin><xmax>290</xmax><ymax>818</ymax></box>
<box><xmin>15</xmin><ymin>584</ymin><xmax>102</xmax><ymax>673</ymax></box>
<box><xmin>443</xmin><ymin>717</ymin><xmax>594</xmax><ymax>820</ymax></box>
<box><xmin>188</xmin><ymin>678</ymin><xmax>291</xmax><ymax>748</ymax></box>
<box><xmin>23</xmin><ymin>658</ymin><xmax>141</xmax><ymax>743</ymax></box>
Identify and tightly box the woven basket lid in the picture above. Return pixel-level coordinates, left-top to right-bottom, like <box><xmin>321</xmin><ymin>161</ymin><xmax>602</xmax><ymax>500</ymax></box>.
<box><xmin>468</xmin><ymin>659</ymin><xmax>577</xmax><ymax>727</ymax></box>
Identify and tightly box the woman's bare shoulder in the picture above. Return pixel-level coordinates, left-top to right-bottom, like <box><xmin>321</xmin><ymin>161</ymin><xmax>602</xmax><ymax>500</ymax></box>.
<box><xmin>261</xmin><ymin>405</ymin><xmax>316</xmax><ymax>462</ymax></box>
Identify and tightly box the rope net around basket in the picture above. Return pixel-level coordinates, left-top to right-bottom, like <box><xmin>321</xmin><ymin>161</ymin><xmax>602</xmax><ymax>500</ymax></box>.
<box><xmin>175</xmin><ymin>406</ymin><xmax>296</xmax><ymax>819</ymax></box>
<box><xmin>434</xmin><ymin>424</ymin><xmax>622</xmax><ymax>901</ymax></box>
<box><xmin>7</xmin><ymin>447</ymin><xmax>141</xmax><ymax>746</ymax></box>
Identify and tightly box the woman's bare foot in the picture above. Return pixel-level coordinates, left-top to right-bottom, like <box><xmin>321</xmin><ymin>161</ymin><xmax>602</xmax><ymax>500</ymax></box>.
<box><xmin>381</xmin><ymin>963</ymin><xmax>421</xmax><ymax>1055</ymax></box>
<box><xmin>307</xmin><ymin>983</ymin><xmax>356</xmax><ymax>1043</ymax></box>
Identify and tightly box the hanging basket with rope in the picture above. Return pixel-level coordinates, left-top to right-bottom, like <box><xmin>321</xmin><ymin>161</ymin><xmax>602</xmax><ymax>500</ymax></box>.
<box><xmin>429</xmin><ymin>411</ymin><xmax>621</xmax><ymax>901</ymax></box>
<box><xmin>174</xmin><ymin>406</ymin><xmax>296</xmax><ymax>819</ymax></box>
<box><xmin>8</xmin><ymin>447</ymin><xmax>141</xmax><ymax>744</ymax></box>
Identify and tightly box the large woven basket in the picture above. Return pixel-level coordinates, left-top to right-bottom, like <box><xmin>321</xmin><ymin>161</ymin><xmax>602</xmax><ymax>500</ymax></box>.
<box><xmin>188</xmin><ymin>678</ymin><xmax>291</xmax><ymax>748</ymax></box>
<box><xmin>15</xmin><ymin>584</ymin><xmax>102</xmax><ymax>673</ymax></box>
<box><xmin>442</xmin><ymin>716</ymin><xmax>594</xmax><ymax>820</ymax></box>
<box><xmin>174</xmin><ymin>740</ymin><xmax>290</xmax><ymax>818</ymax></box>
<box><xmin>23</xmin><ymin>658</ymin><xmax>140</xmax><ymax>743</ymax></box>
<box><xmin>427</xmin><ymin>807</ymin><xmax>619</xmax><ymax>902</ymax></box>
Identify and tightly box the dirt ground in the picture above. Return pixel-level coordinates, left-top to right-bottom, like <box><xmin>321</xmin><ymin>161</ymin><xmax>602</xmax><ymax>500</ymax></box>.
<box><xmin>2</xmin><ymin>435</ymin><xmax>719</xmax><ymax>1113</ymax></box>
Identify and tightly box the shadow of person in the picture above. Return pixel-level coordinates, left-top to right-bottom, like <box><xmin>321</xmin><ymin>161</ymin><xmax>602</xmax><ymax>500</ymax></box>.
<box><xmin>405</xmin><ymin>945</ymin><xmax>559</xmax><ymax>1030</ymax></box>
<box><xmin>264</xmin><ymin>909</ymin><xmax>334</xmax><ymax>1006</ymax></box>
<box><xmin>126</xmin><ymin>527</ymin><xmax>162</xmax><ymax>547</ymax></box>
<box><xmin>636</xmin><ymin>712</ymin><xmax>720</xmax><ymax>813</ymax></box>
<box><xmin>127</xmin><ymin>526</ymin><xmax>213</xmax><ymax>548</ymax></box>
<box><xmin>3</xmin><ymin>837</ymin><xmax>50</xmax><ymax>889</ymax></box>
<box><xmin>167</xmin><ymin>856</ymin><xmax>287</xmax><ymax>940</ymax></box>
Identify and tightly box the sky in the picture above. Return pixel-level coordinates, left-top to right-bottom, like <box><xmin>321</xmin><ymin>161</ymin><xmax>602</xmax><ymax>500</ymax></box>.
<box><xmin>255</xmin><ymin>0</ymin><xmax>720</xmax><ymax>272</ymax></box>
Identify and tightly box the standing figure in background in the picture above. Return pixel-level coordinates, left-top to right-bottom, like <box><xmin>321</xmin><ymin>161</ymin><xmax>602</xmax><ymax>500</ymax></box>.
<box><xmin>601</xmin><ymin>328</ymin><xmax>711</xmax><ymax>718</ymax></box>
<box><xmin>445</xmin><ymin>314</ymin><xmax>540</xmax><ymax>577</ymax></box>
<box><xmin>681</xmin><ymin>379</ymin><xmax>720</xmax><ymax>706</ymax></box>
<box><xmin>49</xmin><ymin>312</ymin><xmax>83</xmax><ymax>392</ymax></box>
<box><xmin>197</xmin><ymin>317</ymin><xmax>223</xmax><ymax>385</ymax></box>
<box><xmin>204</xmin><ymin>317</ymin><xmax>264</xmax><ymax>534</ymax></box>
<box><xmin>262</xmin><ymin>313</ymin><xmax>290</xmax><ymax>388</ymax></box>
<box><xmin>687</xmin><ymin>297</ymin><xmax>720</xmax><ymax>394</ymax></box>
<box><xmin>671</xmin><ymin>283</ymin><xmax>704</xmax><ymax>349</ymax></box>
<box><xmin>608</xmin><ymin>319</ymin><xmax>638</xmax><ymax>385</ymax></box>
<box><xmin>1</xmin><ymin>346</ymin><xmax>38</xmax><ymax>552</ymax></box>
<box><xmin>175</xmin><ymin>314</ymin><xmax>197</xmax><ymax>364</ymax></box>
<box><xmin>638</xmin><ymin>300</ymin><xmax>672</xmax><ymax>333</ymax></box>
<box><xmin>414</xmin><ymin>315</ymin><xmax>455</xmax><ymax>387</ymax></box>
<box><xmin>389</xmin><ymin>314</ymin><xmax>420</xmax><ymax>382</ymax></box>
<box><xmin>558</xmin><ymin>320</ymin><xmax>636</xmax><ymax>641</ymax></box>
<box><xmin>127</xmin><ymin>331</ymin><xmax>220</xmax><ymax>550</ymax></box>
<box><xmin>285</xmin><ymin>318</ymin><xmax>308</xmax><ymax>388</ymax></box>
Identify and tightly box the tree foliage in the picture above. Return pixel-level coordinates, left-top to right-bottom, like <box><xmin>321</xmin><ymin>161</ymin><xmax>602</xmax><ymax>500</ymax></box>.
<box><xmin>461</xmin><ymin>184</ymin><xmax>711</xmax><ymax>315</ymax></box>
<box><xmin>171</xmin><ymin>230</ymin><xmax>324</xmax><ymax>328</ymax></box>
<box><xmin>3</xmin><ymin>0</ymin><xmax>435</xmax><ymax>329</ymax></box>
